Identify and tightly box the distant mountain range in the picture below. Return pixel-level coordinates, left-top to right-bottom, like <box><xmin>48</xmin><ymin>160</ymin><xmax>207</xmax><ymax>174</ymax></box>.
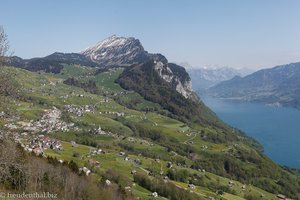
<box><xmin>208</xmin><ymin>62</ymin><xmax>300</xmax><ymax>109</ymax></box>
<box><xmin>187</xmin><ymin>67</ymin><xmax>253</xmax><ymax>93</ymax></box>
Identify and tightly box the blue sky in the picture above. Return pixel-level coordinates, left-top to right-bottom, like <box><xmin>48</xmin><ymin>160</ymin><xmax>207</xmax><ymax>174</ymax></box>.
<box><xmin>1</xmin><ymin>0</ymin><xmax>300</xmax><ymax>69</ymax></box>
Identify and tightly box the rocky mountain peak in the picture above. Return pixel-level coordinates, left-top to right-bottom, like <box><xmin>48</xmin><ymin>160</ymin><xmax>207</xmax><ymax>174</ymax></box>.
<box><xmin>81</xmin><ymin>35</ymin><xmax>144</xmax><ymax>55</ymax></box>
<box><xmin>81</xmin><ymin>35</ymin><xmax>166</xmax><ymax>66</ymax></box>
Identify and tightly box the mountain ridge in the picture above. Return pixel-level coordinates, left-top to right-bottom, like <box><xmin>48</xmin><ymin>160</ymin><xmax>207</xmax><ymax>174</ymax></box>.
<box><xmin>208</xmin><ymin>62</ymin><xmax>300</xmax><ymax>109</ymax></box>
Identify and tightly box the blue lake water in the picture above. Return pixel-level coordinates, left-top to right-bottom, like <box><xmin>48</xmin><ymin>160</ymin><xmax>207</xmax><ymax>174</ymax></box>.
<box><xmin>201</xmin><ymin>95</ymin><xmax>300</xmax><ymax>168</ymax></box>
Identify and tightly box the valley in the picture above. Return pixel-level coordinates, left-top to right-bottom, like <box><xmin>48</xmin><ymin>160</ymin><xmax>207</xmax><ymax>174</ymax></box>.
<box><xmin>0</xmin><ymin>33</ymin><xmax>299</xmax><ymax>200</ymax></box>
<box><xmin>0</xmin><ymin>63</ymin><xmax>298</xmax><ymax>199</ymax></box>
<box><xmin>2</xmin><ymin>1</ymin><xmax>300</xmax><ymax>199</ymax></box>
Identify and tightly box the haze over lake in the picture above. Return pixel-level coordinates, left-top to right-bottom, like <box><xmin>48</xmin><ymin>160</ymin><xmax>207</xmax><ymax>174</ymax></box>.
<box><xmin>201</xmin><ymin>95</ymin><xmax>300</xmax><ymax>168</ymax></box>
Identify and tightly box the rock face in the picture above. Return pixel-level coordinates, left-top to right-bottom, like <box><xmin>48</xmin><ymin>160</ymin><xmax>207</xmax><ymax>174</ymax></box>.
<box><xmin>208</xmin><ymin>62</ymin><xmax>300</xmax><ymax>109</ymax></box>
<box><xmin>81</xmin><ymin>35</ymin><xmax>167</xmax><ymax>66</ymax></box>
<box><xmin>175</xmin><ymin>79</ymin><xmax>193</xmax><ymax>99</ymax></box>
<box><xmin>153</xmin><ymin>61</ymin><xmax>195</xmax><ymax>99</ymax></box>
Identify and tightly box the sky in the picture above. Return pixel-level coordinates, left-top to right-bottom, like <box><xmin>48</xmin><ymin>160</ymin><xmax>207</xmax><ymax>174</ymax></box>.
<box><xmin>1</xmin><ymin>0</ymin><xmax>300</xmax><ymax>69</ymax></box>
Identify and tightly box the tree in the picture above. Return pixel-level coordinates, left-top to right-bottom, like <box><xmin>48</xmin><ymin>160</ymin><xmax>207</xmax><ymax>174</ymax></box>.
<box><xmin>0</xmin><ymin>140</ymin><xmax>27</xmax><ymax>190</ymax></box>
<box><xmin>0</xmin><ymin>26</ymin><xmax>10</xmax><ymax>66</ymax></box>
<box><xmin>0</xmin><ymin>26</ymin><xmax>18</xmax><ymax>114</ymax></box>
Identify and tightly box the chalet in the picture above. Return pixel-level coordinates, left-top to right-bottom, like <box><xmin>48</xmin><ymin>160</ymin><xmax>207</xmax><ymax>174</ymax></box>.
<box><xmin>105</xmin><ymin>179</ymin><xmax>112</xmax><ymax>186</ymax></box>
<box><xmin>277</xmin><ymin>194</ymin><xmax>288</xmax><ymax>200</ymax></box>
<box><xmin>21</xmin><ymin>132</ymin><xmax>28</xmax><ymax>136</ymax></box>
<box><xmin>0</xmin><ymin>111</ymin><xmax>5</xmax><ymax>117</ymax></box>
<box><xmin>151</xmin><ymin>192</ymin><xmax>158</xmax><ymax>198</ymax></box>
<box><xmin>128</xmin><ymin>138</ymin><xmax>135</xmax><ymax>142</ymax></box>
<box><xmin>124</xmin><ymin>186</ymin><xmax>131</xmax><ymax>191</ymax></box>
<box><xmin>188</xmin><ymin>141</ymin><xmax>193</xmax><ymax>145</ymax></box>
<box><xmin>97</xmin><ymin>149</ymin><xmax>102</xmax><ymax>154</ymax></box>
<box><xmin>95</xmin><ymin>126</ymin><xmax>106</xmax><ymax>135</ymax></box>
<box><xmin>90</xmin><ymin>150</ymin><xmax>98</xmax><ymax>155</ymax></box>
<box><xmin>79</xmin><ymin>167</ymin><xmax>91</xmax><ymax>176</ymax></box>
<box><xmin>25</xmin><ymin>147</ymin><xmax>33</xmax><ymax>152</ymax></box>
<box><xmin>188</xmin><ymin>184</ymin><xmax>195</xmax><ymax>189</ymax></box>
<box><xmin>167</xmin><ymin>161</ymin><xmax>173</xmax><ymax>168</ymax></box>
<box><xmin>116</xmin><ymin>112</ymin><xmax>125</xmax><ymax>117</ymax></box>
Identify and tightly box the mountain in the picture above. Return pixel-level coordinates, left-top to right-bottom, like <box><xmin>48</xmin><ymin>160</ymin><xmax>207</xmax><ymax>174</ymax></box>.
<box><xmin>80</xmin><ymin>36</ymin><xmax>223</xmax><ymax>125</ymax></box>
<box><xmin>116</xmin><ymin>60</ymin><xmax>224</xmax><ymax>125</ymax></box>
<box><xmin>187</xmin><ymin>67</ymin><xmax>253</xmax><ymax>93</ymax></box>
<box><xmin>6</xmin><ymin>52</ymin><xmax>98</xmax><ymax>73</ymax></box>
<box><xmin>2</xmin><ymin>36</ymin><xmax>300</xmax><ymax>199</ymax></box>
<box><xmin>5</xmin><ymin>35</ymin><xmax>168</xmax><ymax>73</ymax></box>
<box><xmin>208</xmin><ymin>62</ymin><xmax>300</xmax><ymax>109</ymax></box>
<box><xmin>81</xmin><ymin>35</ymin><xmax>167</xmax><ymax>66</ymax></box>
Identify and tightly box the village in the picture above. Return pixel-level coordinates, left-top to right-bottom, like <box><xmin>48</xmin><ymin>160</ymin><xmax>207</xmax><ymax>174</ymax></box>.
<box><xmin>5</xmin><ymin>107</ymin><xmax>77</xmax><ymax>133</ymax></box>
<box><xmin>22</xmin><ymin>134</ymin><xmax>63</xmax><ymax>156</ymax></box>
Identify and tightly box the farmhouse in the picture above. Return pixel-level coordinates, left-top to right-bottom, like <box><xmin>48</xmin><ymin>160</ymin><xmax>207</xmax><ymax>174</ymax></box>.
<box><xmin>188</xmin><ymin>184</ymin><xmax>195</xmax><ymax>189</ymax></box>
<box><xmin>79</xmin><ymin>167</ymin><xmax>91</xmax><ymax>176</ymax></box>
<box><xmin>277</xmin><ymin>194</ymin><xmax>289</xmax><ymax>200</ymax></box>
<box><xmin>105</xmin><ymin>179</ymin><xmax>112</xmax><ymax>186</ymax></box>
<box><xmin>151</xmin><ymin>192</ymin><xmax>158</xmax><ymax>198</ymax></box>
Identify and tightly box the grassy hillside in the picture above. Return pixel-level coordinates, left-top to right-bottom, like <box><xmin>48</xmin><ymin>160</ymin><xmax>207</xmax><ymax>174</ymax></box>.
<box><xmin>0</xmin><ymin>65</ymin><xmax>299</xmax><ymax>199</ymax></box>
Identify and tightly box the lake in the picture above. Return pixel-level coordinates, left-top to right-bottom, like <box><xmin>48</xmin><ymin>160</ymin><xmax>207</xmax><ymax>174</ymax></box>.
<box><xmin>201</xmin><ymin>95</ymin><xmax>300</xmax><ymax>168</ymax></box>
